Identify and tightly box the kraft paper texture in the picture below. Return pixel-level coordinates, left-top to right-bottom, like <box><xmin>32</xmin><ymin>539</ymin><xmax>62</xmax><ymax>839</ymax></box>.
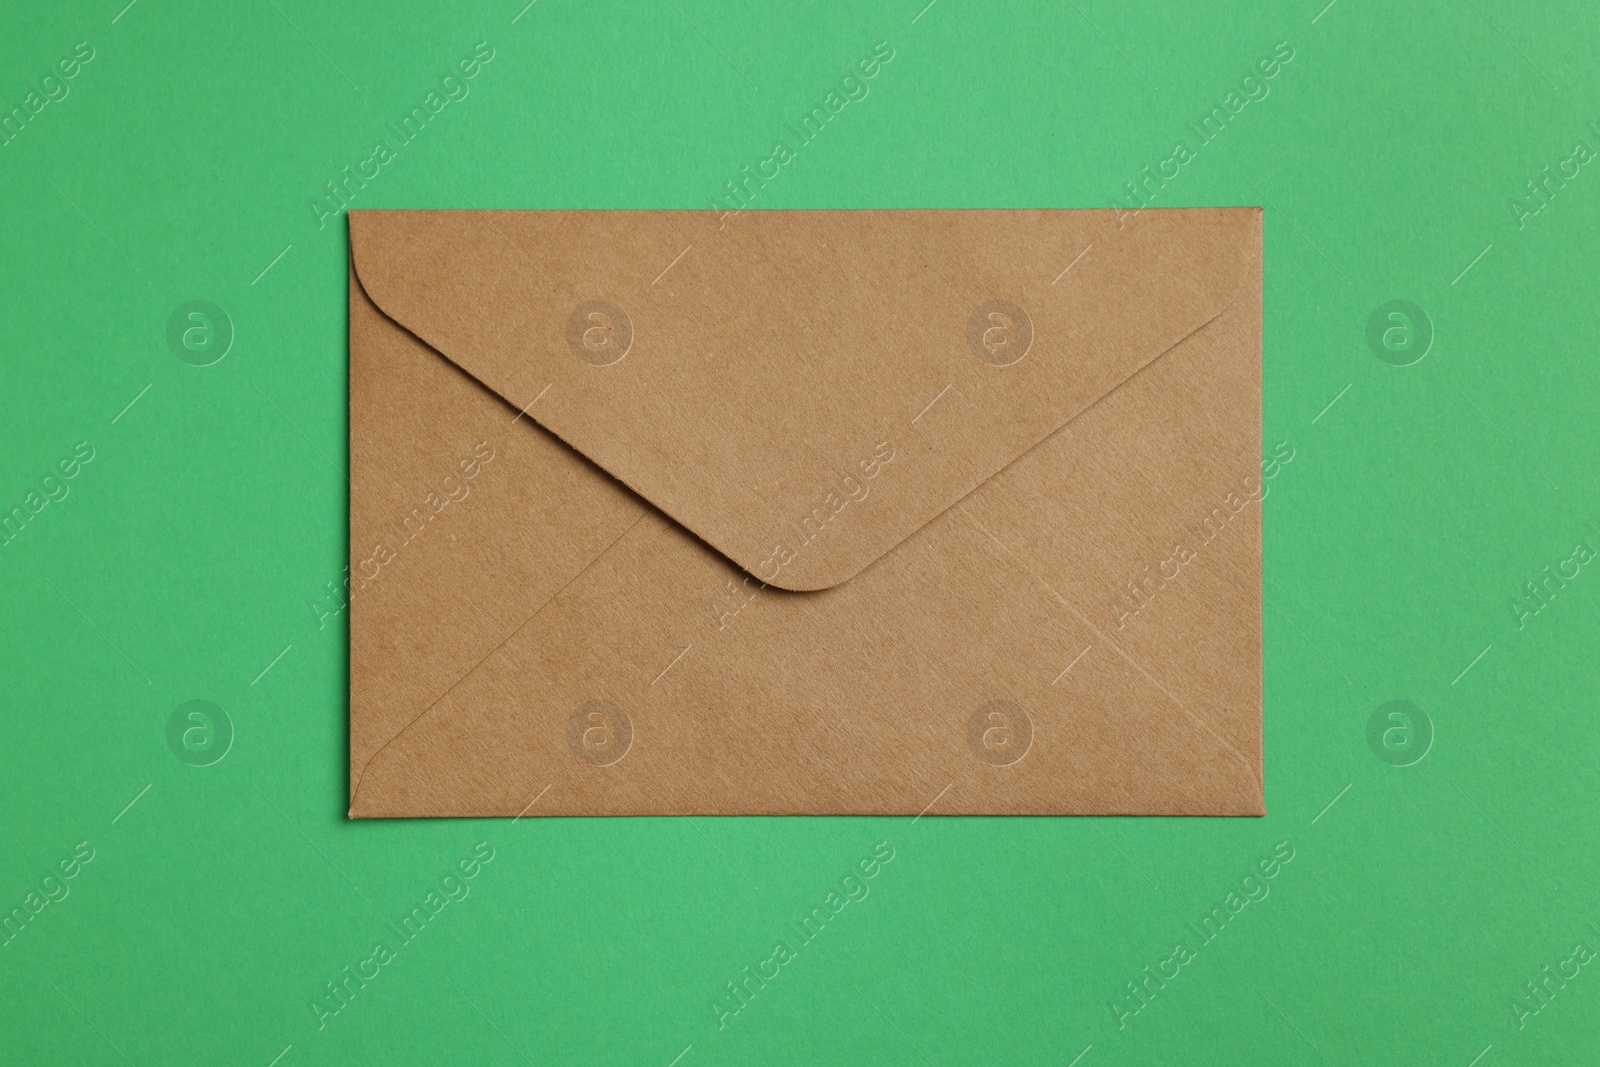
<box><xmin>346</xmin><ymin>208</ymin><xmax>1263</xmax><ymax>817</ymax></box>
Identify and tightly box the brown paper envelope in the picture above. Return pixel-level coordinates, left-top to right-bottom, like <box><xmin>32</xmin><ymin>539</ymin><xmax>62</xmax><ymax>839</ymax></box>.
<box><xmin>346</xmin><ymin>208</ymin><xmax>1262</xmax><ymax>818</ymax></box>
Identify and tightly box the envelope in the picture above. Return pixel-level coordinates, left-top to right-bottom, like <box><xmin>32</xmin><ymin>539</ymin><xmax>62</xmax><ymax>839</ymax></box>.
<box><xmin>345</xmin><ymin>207</ymin><xmax>1263</xmax><ymax>818</ymax></box>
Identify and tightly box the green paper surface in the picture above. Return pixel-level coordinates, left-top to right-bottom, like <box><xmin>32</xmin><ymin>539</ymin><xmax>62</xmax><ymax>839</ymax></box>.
<box><xmin>3</xmin><ymin>1</ymin><xmax>1596</xmax><ymax>1062</ymax></box>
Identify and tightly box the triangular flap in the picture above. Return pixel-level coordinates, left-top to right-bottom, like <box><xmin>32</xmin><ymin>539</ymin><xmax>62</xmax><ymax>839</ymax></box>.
<box><xmin>350</xmin><ymin>208</ymin><xmax>1258</xmax><ymax>590</ymax></box>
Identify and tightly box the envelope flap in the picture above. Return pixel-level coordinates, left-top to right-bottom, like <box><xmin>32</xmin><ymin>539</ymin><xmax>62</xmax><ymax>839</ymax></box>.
<box><xmin>349</xmin><ymin>208</ymin><xmax>1257</xmax><ymax>590</ymax></box>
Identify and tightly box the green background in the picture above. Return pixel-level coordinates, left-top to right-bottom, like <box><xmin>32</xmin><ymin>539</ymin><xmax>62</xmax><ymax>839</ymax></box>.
<box><xmin>3</xmin><ymin>0</ymin><xmax>1596</xmax><ymax>1063</ymax></box>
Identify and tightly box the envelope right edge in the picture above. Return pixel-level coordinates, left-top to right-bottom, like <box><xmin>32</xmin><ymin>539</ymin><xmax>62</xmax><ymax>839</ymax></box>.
<box><xmin>941</xmin><ymin>211</ymin><xmax>1265</xmax><ymax>816</ymax></box>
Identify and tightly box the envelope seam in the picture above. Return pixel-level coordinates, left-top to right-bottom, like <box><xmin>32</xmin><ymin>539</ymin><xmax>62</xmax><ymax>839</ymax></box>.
<box><xmin>957</xmin><ymin>505</ymin><xmax>1263</xmax><ymax>798</ymax></box>
<box><xmin>807</xmin><ymin>290</ymin><xmax>1250</xmax><ymax>594</ymax></box>
<box><xmin>349</xmin><ymin>510</ymin><xmax>650</xmax><ymax>808</ymax></box>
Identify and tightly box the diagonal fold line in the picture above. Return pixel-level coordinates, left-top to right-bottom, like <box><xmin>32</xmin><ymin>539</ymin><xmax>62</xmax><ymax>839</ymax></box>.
<box><xmin>960</xmin><ymin>508</ymin><xmax>1261</xmax><ymax>788</ymax></box>
<box><xmin>350</xmin><ymin>511</ymin><xmax>650</xmax><ymax>798</ymax></box>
